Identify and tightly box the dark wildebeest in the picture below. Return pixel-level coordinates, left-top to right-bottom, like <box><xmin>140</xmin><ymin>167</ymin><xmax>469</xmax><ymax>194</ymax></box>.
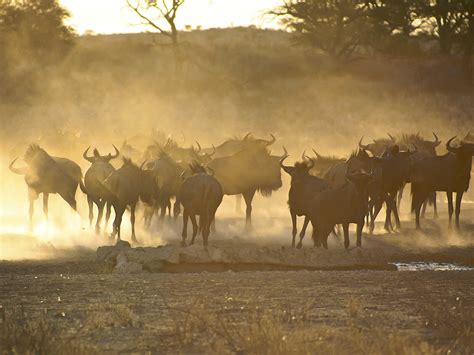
<box><xmin>202</xmin><ymin>133</ymin><xmax>276</xmax><ymax>159</ymax></box>
<box><xmin>309</xmin><ymin>149</ymin><xmax>345</xmax><ymax>178</ymax></box>
<box><xmin>207</xmin><ymin>146</ymin><xmax>285</xmax><ymax>227</ymax></box>
<box><xmin>411</xmin><ymin>137</ymin><xmax>474</xmax><ymax>229</ymax></box>
<box><xmin>83</xmin><ymin>146</ymin><xmax>119</xmax><ymax>233</ymax></box>
<box><xmin>280</xmin><ymin>153</ymin><xmax>331</xmax><ymax>248</ymax></box>
<box><xmin>9</xmin><ymin>144</ymin><xmax>83</xmax><ymax>229</ymax></box>
<box><xmin>144</xmin><ymin>151</ymin><xmax>183</xmax><ymax>225</ymax></box>
<box><xmin>179</xmin><ymin>163</ymin><xmax>223</xmax><ymax>246</ymax></box>
<box><xmin>103</xmin><ymin>158</ymin><xmax>157</xmax><ymax>243</ymax></box>
<box><xmin>358</xmin><ymin>135</ymin><xmax>396</xmax><ymax>157</ymax></box>
<box><xmin>396</xmin><ymin>133</ymin><xmax>441</xmax><ymax>216</ymax></box>
<box><xmin>308</xmin><ymin>170</ymin><xmax>374</xmax><ymax>249</ymax></box>
<box><xmin>369</xmin><ymin>145</ymin><xmax>415</xmax><ymax>232</ymax></box>
<box><xmin>202</xmin><ymin>133</ymin><xmax>276</xmax><ymax>212</ymax></box>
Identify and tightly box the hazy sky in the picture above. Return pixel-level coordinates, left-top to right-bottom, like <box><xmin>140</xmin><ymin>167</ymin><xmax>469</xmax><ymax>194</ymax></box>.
<box><xmin>60</xmin><ymin>0</ymin><xmax>281</xmax><ymax>34</ymax></box>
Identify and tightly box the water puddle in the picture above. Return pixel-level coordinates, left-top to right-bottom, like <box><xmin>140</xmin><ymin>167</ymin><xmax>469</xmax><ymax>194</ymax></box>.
<box><xmin>393</xmin><ymin>262</ymin><xmax>474</xmax><ymax>271</ymax></box>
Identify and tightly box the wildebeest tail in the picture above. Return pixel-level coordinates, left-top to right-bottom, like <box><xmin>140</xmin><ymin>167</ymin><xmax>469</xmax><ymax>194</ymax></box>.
<box><xmin>198</xmin><ymin>183</ymin><xmax>214</xmax><ymax>234</ymax></box>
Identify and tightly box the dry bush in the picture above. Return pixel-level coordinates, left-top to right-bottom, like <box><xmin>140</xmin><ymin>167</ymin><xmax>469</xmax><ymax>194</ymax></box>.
<box><xmin>421</xmin><ymin>297</ymin><xmax>474</xmax><ymax>354</ymax></box>
<box><xmin>84</xmin><ymin>302</ymin><xmax>142</xmax><ymax>330</ymax></box>
<box><xmin>0</xmin><ymin>305</ymin><xmax>83</xmax><ymax>355</ymax></box>
<box><xmin>163</xmin><ymin>297</ymin><xmax>440</xmax><ymax>355</ymax></box>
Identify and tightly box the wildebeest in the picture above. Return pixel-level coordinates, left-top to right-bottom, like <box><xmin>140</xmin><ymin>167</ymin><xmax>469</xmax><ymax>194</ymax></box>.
<box><xmin>309</xmin><ymin>149</ymin><xmax>345</xmax><ymax>178</ymax></box>
<box><xmin>9</xmin><ymin>144</ymin><xmax>83</xmax><ymax>229</ymax></box>
<box><xmin>144</xmin><ymin>151</ymin><xmax>183</xmax><ymax>225</ymax></box>
<box><xmin>411</xmin><ymin>137</ymin><xmax>474</xmax><ymax>229</ymax></box>
<box><xmin>103</xmin><ymin>158</ymin><xmax>158</xmax><ymax>243</ymax></box>
<box><xmin>369</xmin><ymin>145</ymin><xmax>415</xmax><ymax>232</ymax></box>
<box><xmin>202</xmin><ymin>133</ymin><xmax>276</xmax><ymax>159</ymax></box>
<box><xmin>83</xmin><ymin>146</ymin><xmax>119</xmax><ymax>233</ymax></box>
<box><xmin>308</xmin><ymin>170</ymin><xmax>374</xmax><ymax>249</ymax></box>
<box><xmin>358</xmin><ymin>135</ymin><xmax>396</xmax><ymax>157</ymax></box>
<box><xmin>280</xmin><ymin>153</ymin><xmax>331</xmax><ymax>248</ymax></box>
<box><xmin>207</xmin><ymin>146</ymin><xmax>284</xmax><ymax>226</ymax></box>
<box><xmin>179</xmin><ymin>163</ymin><xmax>223</xmax><ymax>246</ymax></box>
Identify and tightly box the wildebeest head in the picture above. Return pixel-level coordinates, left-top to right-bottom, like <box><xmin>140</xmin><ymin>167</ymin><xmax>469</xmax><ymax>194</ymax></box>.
<box><xmin>346</xmin><ymin>170</ymin><xmax>375</xmax><ymax>193</ymax></box>
<box><xmin>400</xmin><ymin>132</ymin><xmax>440</xmax><ymax>155</ymax></box>
<box><xmin>359</xmin><ymin>135</ymin><xmax>395</xmax><ymax>157</ymax></box>
<box><xmin>122</xmin><ymin>158</ymin><xmax>158</xmax><ymax>205</ymax></box>
<box><xmin>280</xmin><ymin>150</ymin><xmax>314</xmax><ymax>181</ymax></box>
<box><xmin>83</xmin><ymin>145</ymin><xmax>119</xmax><ymax>163</ymax></box>
<box><xmin>346</xmin><ymin>148</ymin><xmax>373</xmax><ymax>175</ymax></box>
<box><xmin>446</xmin><ymin>136</ymin><xmax>474</xmax><ymax>157</ymax></box>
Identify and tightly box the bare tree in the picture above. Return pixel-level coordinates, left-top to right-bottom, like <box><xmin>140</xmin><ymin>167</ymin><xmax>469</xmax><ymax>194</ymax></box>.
<box><xmin>126</xmin><ymin>0</ymin><xmax>185</xmax><ymax>45</ymax></box>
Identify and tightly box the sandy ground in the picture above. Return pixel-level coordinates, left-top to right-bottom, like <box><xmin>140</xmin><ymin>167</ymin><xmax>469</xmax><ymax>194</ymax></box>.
<box><xmin>0</xmin><ymin>196</ymin><xmax>473</xmax><ymax>353</ymax></box>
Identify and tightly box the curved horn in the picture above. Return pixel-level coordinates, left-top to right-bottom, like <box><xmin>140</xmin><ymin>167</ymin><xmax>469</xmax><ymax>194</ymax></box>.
<box><xmin>280</xmin><ymin>146</ymin><xmax>288</xmax><ymax>159</ymax></box>
<box><xmin>9</xmin><ymin>158</ymin><xmax>28</xmax><ymax>175</ymax></box>
<box><xmin>387</xmin><ymin>133</ymin><xmax>396</xmax><ymax>142</ymax></box>
<box><xmin>304</xmin><ymin>155</ymin><xmax>315</xmax><ymax>169</ymax></box>
<box><xmin>110</xmin><ymin>144</ymin><xmax>120</xmax><ymax>159</ymax></box>
<box><xmin>140</xmin><ymin>160</ymin><xmax>148</xmax><ymax>170</ymax></box>
<box><xmin>312</xmin><ymin>149</ymin><xmax>322</xmax><ymax>159</ymax></box>
<box><xmin>265</xmin><ymin>134</ymin><xmax>276</xmax><ymax>146</ymax></box>
<box><xmin>279</xmin><ymin>155</ymin><xmax>290</xmax><ymax>169</ymax></box>
<box><xmin>301</xmin><ymin>150</ymin><xmax>307</xmax><ymax>161</ymax></box>
<box><xmin>359</xmin><ymin>137</ymin><xmax>368</xmax><ymax>150</ymax></box>
<box><xmin>446</xmin><ymin>136</ymin><xmax>457</xmax><ymax>154</ymax></box>
<box><xmin>83</xmin><ymin>147</ymin><xmax>95</xmax><ymax>163</ymax></box>
<box><xmin>207</xmin><ymin>145</ymin><xmax>216</xmax><ymax>157</ymax></box>
<box><xmin>432</xmin><ymin>132</ymin><xmax>441</xmax><ymax>146</ymax></box>
<box><xmin>195</xmin><ymin>141</ymin><xmax>202</xmax><ymax>152</ymax></box>
<box><xmin>180</xmin><ymin>171</ymin><xmax>186</xmax><ymax>181</ymax></box>
<box><xmin>243</xmin><ymin>132</ymin><xmax>251</xmax><ymax>140</ymax></box>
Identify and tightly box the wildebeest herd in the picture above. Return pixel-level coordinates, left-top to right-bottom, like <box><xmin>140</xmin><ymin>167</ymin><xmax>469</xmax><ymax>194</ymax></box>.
<box><xmin>8</xmin><ymin>131</ymin><xmax>474</xmax><ymax>248</ymax></box>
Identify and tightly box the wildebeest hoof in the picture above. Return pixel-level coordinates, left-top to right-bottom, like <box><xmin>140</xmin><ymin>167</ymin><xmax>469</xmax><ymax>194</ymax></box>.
<box><xmin>296</xmin><ymin>242</ymin><xmax>303</xmax><ymax>249</ymax></box>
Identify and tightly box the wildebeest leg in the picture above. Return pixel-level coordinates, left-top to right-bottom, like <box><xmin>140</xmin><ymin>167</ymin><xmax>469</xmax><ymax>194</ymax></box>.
<box><xmin>455</xmin><ymin>191</ymin><xmax>463</xmax><ymax>229</ymax></box>
<box><xmin>311</xmin><ymin>225</ymin><xmax>321</xmax><ymax>248</ymax></box>
<box><xmin>421</xmin><ymin>200</ymin><xmax>427</xmax><ymax>219</ymax></box>
<box><xmin>343</xmin><ymin>223</ymin><xmax>350</xmax><ymax>249</ymax></box>
<box><xmin>95</xmin><ymin>200</ymin><xmax>105</xmax><ymax>234</ymax></box>
<box><xmin>290</xmin><ymin>211</ymin><xmax>297</xmax><ymax>248</ymax></box>
<box><xmin>371</xmin><ymin>198</ymin><xmax>383</xmax><ymax>233</ymax></box>
<box><xmin>112</xmin><ymin>205</ymin><xmax>125</xmax><ymax>241</ymax></box>
<box><xmin>42</xmin><ymin>193</ymin><xmax>49</xmax><ymax>220</ymax></box>
<box><xmin>356</xmin><ymin>222</ymin><xmax>363</xmax><ymax>247</ymax></box>
<box><xmin>235</xmin><ymin>195</ymin><xmax>242</xmax><ymax>214</ymax></box>
<box><xmin>87</xmin><ymin>195</ymin><xmax>93</xmax><ymax>227</ymax></box>
<box><xmin>243</xmin><ymin>190</ymin><xmax>256</xmax><ymax>228</ymax></box>
<box><xmin>397</xmin><ymin>184</ymin><xmax>405</xmax><ymax>210</ymax></box>
<box><xmin>190</xmin><ymin>215</ymin><xmax>198</xmax><ymax>245</ymax></box>
<box><xmin>29</xmin><ymin>200</ymin><xmax>34</xmax><ymax>231</ymax></box>
<box><xmin>384</xmin><ymin>199</ymin><xmax>392</xmax><ymax>232</ymax></box>
<box><xmin>173</xmin><ymin>198</ymin><xmax>181</xmax><ymax>218</ymax></box>
<box><xmin>447</xmin><ymin>191</ymin><xmax>453</xmax><ymax>228</ymax></box>
<box><xmin>202</xmin><ymin>216</ymin><xmax>211</xmax><ymax>247</ymax></box>
<box><xmin>104</xmin><ymin>201</ymin><xmax>112</xmax><ymax>230</ymax></box>
<box><xmin>297</xmin><ymin>216</ymin><xmax>310</xmax><ymax>248</ymax></box>
<box><xmin>181</xmin><ymin>210</ymin><xmax>189</xmax><ymax>246</ymax></box>
<box><xmin>130</xmin><ymin>203</ymin><xmax>138</xmax><ymax>244</ymax></box>
<box><xmin>432</xmin><ymin>192</ymin><xmax>438</xmax><ymax>219</ymax></box>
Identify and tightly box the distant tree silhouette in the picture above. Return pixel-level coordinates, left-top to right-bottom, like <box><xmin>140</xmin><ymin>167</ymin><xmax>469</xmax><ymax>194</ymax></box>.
<box><xmin>0</xmin><ymin>0</ymin><xmax>74</xmax><ymax>99</ymax></box>
<box><xmin>271</xmin><ymin>1</ymin><xmax>375</xmax><ymax>61</ymax></box>
<box><xmin>126</xmin><ymin>0</ymin><xmax>185</xmax><ymax>46</ymax></box>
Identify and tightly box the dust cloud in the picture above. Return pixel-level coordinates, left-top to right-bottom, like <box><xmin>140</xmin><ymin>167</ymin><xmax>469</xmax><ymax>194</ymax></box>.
<box><xmin>1</xmin><ymin>28</ymin><xmax>473</xmax><ymax>260</ymax></box>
